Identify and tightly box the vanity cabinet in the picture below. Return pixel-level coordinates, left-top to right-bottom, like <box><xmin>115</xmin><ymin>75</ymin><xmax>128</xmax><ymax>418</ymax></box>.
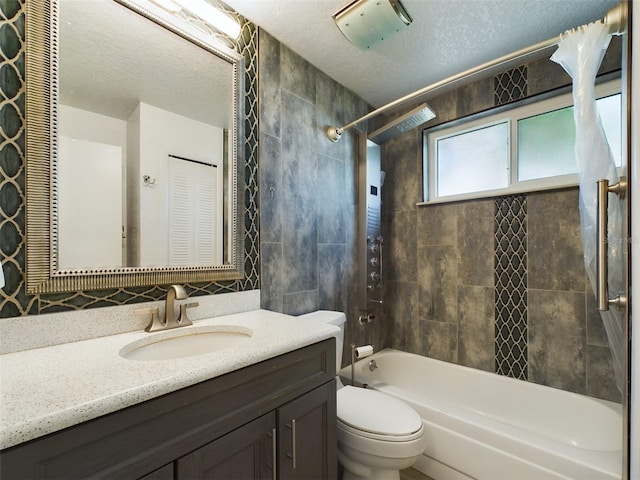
<box><xmin>0</xmin><ymin>338</ymin><xmax>337</xmax><ymax>480</ymax></box>
<box><xmin>177</xmin><ymin>382</ymin><xmax>335</xmax><ymax>480</ymax></box>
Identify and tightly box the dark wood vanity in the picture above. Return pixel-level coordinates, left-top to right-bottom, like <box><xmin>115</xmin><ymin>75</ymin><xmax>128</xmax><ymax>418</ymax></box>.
<box><xmin>0</xmin><ymin>338</ymin><xmax>337</xmax><ymax>479</ymax></box>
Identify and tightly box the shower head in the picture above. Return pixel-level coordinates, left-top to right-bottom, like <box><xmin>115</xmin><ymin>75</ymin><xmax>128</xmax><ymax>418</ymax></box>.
<box><xmin>367</xmin><ymin>103</ymin><xmax>436</xmax><ymax>145</ymax></box>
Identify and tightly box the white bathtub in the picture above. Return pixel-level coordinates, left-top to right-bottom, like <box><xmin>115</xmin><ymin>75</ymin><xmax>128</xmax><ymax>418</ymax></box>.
<box><xmin>338</xmin><ymin>349</ymin><xmax>622</xmax><ymax>480</ymax></box>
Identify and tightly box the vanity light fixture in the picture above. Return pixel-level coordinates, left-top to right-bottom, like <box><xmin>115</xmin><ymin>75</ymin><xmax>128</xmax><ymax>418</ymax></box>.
<box><xmin>333</xmin><ymin>0</ymin><xmax>412</xmax><ymax>50</ymax></box>
<box><xmin>171</xmin><ymin>0</ymin><xmax>241</xmax><ymax>39</ymax></box>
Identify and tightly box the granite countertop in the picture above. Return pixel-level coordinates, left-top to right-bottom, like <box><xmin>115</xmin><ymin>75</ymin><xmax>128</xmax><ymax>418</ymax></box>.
<box><xmin>0</xmin><ymin>309</ymin><xmax>338</xmax><ymax>450</ymax></box>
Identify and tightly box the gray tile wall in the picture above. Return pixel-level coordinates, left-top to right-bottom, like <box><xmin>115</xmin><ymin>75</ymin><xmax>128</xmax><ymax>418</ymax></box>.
<box><xmin>380</xmin><ymin>39</ymin><xmax>622</xmax><ymax>402</ymax></box>
<box><xmin>258</xmin><ymin>31</ymin><xmax>387</xmax><ymax>367</ymax></box>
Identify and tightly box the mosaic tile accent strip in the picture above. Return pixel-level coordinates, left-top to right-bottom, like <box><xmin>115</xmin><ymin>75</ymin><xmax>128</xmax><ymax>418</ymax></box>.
<box><xmin>0</xmin><ymin>0</ymin><xmax>38</xmax><ymax>318</ymax></box>
<box><xmin>0</xmin><ymin>3</ymin><xmax>259</xmax><ymax>316</ymax></box>
<box><xmin>237</xmin><ymin>16</ymin><xmax>260</xmax><ymax>292</ymax></box>
<box><xmin>494</xmin><ymin>195</ymin><xmax>528</xmax><ymax>380</ymax></box>
<box><xmin>494</xmin><ymin>65</ymin><xmax>528</xmax><ymax>105</ymax></box>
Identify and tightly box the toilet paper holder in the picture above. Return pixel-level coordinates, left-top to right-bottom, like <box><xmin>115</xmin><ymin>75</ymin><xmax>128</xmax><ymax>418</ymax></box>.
<box><xmin>350</xmin><ymin>343</ymin><xmax>374</xmax><ymax>386</ymax></box>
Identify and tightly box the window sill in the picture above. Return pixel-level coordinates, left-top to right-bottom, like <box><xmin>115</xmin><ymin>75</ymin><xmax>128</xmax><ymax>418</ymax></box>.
<box><xmin>417</xmin><ymin>175</ymin><xmax>579</xmax><ymax>206</ymax></box>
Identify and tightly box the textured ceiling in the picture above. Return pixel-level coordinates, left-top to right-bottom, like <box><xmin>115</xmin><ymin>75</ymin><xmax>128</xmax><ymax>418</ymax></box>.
<box><xmin>60</xmin><ymin>0</ymin><xmax>233</xmax><ymax>128</ymax></box>
<box><xmin>224</xmin><ymin>0</ymin><xmax>619</xmax><ymax>108</ymax></box>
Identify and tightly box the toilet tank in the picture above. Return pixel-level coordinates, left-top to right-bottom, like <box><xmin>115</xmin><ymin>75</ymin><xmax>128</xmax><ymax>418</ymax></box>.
<box><xmin>297</xmin><ymin>310</ymin><xmax>346</xmax><ymax>373</ymax></box>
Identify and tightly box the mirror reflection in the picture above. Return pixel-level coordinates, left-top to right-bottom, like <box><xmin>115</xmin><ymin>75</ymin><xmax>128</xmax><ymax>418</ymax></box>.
<box><xmin>57</xmin><ymin>0</ymin><xmax>235</xmax><ymax>270</ymax></box>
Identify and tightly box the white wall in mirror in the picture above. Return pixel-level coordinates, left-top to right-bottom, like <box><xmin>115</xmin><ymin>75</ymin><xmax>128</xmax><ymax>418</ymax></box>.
<box><xmin>130</xmin><ymin>102</ymin><xmax>224</xmax><ymax>267</ymax></box>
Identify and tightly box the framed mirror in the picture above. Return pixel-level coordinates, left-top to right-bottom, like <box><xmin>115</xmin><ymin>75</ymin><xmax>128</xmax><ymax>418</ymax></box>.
<box><xmin>25</xmin><ymin>0</ymin><xmax>245</xmax><ymax>293</ymax></box>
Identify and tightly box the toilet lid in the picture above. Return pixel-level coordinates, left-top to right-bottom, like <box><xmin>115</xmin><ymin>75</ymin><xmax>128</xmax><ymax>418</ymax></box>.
<box><xmin>337</xmin><ymin>386</ymin><xmax>422</xmax><ymax>436</ymax></box>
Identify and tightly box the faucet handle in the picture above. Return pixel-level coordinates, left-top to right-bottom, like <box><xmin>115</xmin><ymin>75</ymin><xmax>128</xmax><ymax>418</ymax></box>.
<box><xmin>178</xmin><ymin>302</ymin><xmax>199</xmax><ymax>326</ymax></box>
<box><xmin>134</xmin><ymin>307</ymin><xmax>164</xmax><ymax>332</ymax></box>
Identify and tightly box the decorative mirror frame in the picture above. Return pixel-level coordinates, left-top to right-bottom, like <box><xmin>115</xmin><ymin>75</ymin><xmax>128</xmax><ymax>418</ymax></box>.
<box><xmin>24</xmin><ymin>0</ymin><xmax>245</xmax><ymax>294</ymax></box>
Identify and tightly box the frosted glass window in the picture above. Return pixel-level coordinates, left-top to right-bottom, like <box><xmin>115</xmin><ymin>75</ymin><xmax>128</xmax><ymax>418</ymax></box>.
<box><xmin>436</xmin><ymin>122</ymin><xmax>509</xmax><ymax>197</ymax></box>
<box><xmin>424</xmin><ymin>82</ymin><xmax>621</xmax><ymax>203</ymax></box>
<box><xmin>518</xmin><ymin>93</ymin><xmax>621</xmax><ymax>181</ymax></box>
<box><xmin>517</xmin><ymin>107</ymin><xmax>576</xmax><ymax>181</ymax></box>
<box><xmin>597</xmin><ymin>94</ymin><xmax>622</xmax><ymax>167</ymax></box>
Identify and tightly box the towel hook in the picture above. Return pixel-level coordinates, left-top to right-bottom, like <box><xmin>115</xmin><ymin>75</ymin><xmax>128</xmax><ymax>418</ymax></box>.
<box><xmin>142</xmin><ymin>175</ymin><xmax>156</xmax><ymax>186</ymax></box>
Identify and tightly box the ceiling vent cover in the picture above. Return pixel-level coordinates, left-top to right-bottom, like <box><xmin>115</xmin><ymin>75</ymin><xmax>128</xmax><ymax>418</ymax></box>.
<box><xmin>333</xmin><ymin>0</ymin><xmax>412</xmax><ymax>50</ymax></box>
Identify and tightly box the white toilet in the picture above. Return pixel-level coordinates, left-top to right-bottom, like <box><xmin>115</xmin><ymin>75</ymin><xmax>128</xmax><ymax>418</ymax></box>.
<box><xmin>299</xmin><ymin>311</ymin><xmax>427</xmax><ymax>480</ymax></box>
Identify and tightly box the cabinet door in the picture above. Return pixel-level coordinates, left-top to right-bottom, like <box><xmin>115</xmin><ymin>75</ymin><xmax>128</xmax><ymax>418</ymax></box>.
<box><xmin>177</xmin><ymin>412</ymin><xmax>276</xmax><ymax>480</ymax></box>
<box><xmin>277</xmin><ymin>381</ymin><xmax>337</xmax><ymax>480</ymax></box>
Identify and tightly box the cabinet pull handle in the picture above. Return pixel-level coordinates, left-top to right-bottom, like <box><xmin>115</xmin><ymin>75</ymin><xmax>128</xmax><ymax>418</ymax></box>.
<box><xmin>270</xmin><ymin>428</ymin><xmax>277</xmax><ymax>480</ymax></box>
<box><xmin>267</xmin><ymin>428</ymin><xmax>277</xmax><ymax>479</ymax></box>
<box><xmin>286</xmin><ymin>419</ymin><xmax>297</xmax><ymax>469</ymax></box>
<box><xmin>291</xmin><ymin>419</ymin><xmax>297</xmax><ymax>469</ymax></box>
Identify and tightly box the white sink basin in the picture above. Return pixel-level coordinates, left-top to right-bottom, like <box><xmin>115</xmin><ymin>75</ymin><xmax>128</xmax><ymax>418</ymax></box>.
<box><xmin>120</xmin><ymin>325</ymin><xmax>252</xmax><ymax>361</ymax></box>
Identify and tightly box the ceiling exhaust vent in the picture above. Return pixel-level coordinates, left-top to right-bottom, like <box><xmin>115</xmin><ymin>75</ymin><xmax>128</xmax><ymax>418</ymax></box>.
<box><xmin>333</xmin><ymin>0</ymin><xmax>412</xmax><ymax>50</ymax></box>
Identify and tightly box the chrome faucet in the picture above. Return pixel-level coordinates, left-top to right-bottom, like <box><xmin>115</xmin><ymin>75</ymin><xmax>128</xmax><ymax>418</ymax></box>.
<box><xmin>135</xmin><ymin>284</ymin><xmax>198</xmax><ymax>332</ymax></box>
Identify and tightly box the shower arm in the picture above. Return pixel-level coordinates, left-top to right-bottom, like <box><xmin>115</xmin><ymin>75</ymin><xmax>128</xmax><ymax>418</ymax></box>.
<box><xmin>325</xmin><ymin>2</ymin><xmax>627</xmax><ymax>143</ymax></box>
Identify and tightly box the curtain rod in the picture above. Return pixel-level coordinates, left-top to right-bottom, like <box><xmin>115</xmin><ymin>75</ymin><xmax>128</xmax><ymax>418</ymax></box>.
<box><xmin>325</xmin><ymin>2</ymin><xmax>627</xmax><ymax>143</ymax></box>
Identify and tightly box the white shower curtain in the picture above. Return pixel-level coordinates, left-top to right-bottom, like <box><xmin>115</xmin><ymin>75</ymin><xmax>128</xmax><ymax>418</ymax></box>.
<box><xmin>551</xmin><ymin>23</ymin><xmax>624</xmax><ymax>393</ymax></box>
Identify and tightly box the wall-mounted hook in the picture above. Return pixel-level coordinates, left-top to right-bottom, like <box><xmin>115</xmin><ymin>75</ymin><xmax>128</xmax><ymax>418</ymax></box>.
<box><xmin>143</xmin><ymin>175</ymin><xmax>156</xmax><ymax>186</ymax></box>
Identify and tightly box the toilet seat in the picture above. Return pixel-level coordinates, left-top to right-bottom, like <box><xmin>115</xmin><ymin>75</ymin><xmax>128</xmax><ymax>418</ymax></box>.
<box><xmin>337</xmin><ymin>386</ymin><xmax>423</xmax><ymax>441</ymax></box>
<box><xmin>338</xmin><ymin>419</ymin><xmax>425</xmax><ymax>442</ymax></box>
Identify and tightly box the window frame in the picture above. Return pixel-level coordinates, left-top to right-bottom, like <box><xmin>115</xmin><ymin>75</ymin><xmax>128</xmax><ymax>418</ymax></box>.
<box><xmin>421</xmin><ymin>79</ymin><xmax>621</xmax><ymax>205</ymax></box>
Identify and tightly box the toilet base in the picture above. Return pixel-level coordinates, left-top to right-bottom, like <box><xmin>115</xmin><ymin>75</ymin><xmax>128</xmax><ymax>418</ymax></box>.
<box><xmin>339</xmin><ymin>448</ymin><xmax>415</xmax><ymax>480</ymax></box>
<box><xmin>337</xmin><ymin>422</ymin><xmax>427</xmax><ymax>480</ymax></box>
